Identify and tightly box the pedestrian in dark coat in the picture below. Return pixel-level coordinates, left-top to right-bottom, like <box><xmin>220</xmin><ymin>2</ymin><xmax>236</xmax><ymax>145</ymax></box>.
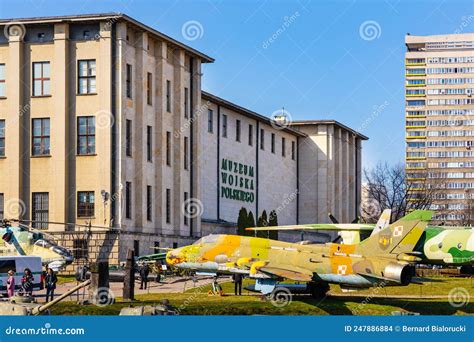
<box><xmin>232</xmin><ymin>273</ymin><xmax>243</xmax><ymax>295</ymax></box>
<box><xmin>21</xmin><ymin>268</ymin><xmax>34</xmax><ymax>296</ymax></box>
<box><xmin>45</xmin><ymin>268</ymin><xmax>58</xmax><ymax>302</ymax></box>
<box><xmin>139</xmin><ymin>263</ymin><xmax>150</xmax><ymax>290</ymax></box>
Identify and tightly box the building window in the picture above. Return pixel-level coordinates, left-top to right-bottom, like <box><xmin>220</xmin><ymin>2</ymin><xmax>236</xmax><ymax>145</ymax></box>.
<box><xmin>78</xmin><ymin>60</ymin><xmax>96</xmax><ymax>94</ymax></box>
<box><xmin>208</xmin><ymin>109</ymin><xmax>213</xmax><ymax>133</ymax></box>
<box><xmin>146</xmin><ymin>72</ymin><xmax>152</xmax><ymax>105</ymax></box>
<box><xmin>126</xmin><ymin>119</ymin><xmax>132</xmax><ymax>157</ymax></box>
<box><xmin>260</xmin><ymin>129</ymin><xmax>264</xmax><ymax>150</ymax></box>
<box><xmin>32</xmin><ymin>192</ymin><xmax>48</xmax><ymax>229</ymax></box>
<box><xmin>32</xmin><ymin>118</ymin><xmax>50</xmax><ymax>156</ymax></box>
<box><xmin>236</xmin><ymin>119</ymin><xmax>241</xmax><ymax>142</ymax></box>
<box><xmin>134</xmin><ymin>240</ymin><xmax>140</xmax><ymax>257</ymax></box>
<box><xmin>248</xmin><ymin>124</ymin><xmax>253</xmax><ymax>146</ymax></box>
<box><xmin>184</xmin><ymin>136</ymin><xmax>189</xmax><ymax>170</ymax></box>
<box><xmin>146</xmin><ymin>125</ymin><xmax>152</xmax><ymax>162</ymax></box>
<box><xmin>146</xmin><ymin>185</ymin><xmax>152</xmax><ymax>221</ymax></box>
<box><xmin>166</xmin><ymin>131</ymin><xmax>171</xmax><ymax>166</ymax></box>
<box><xmin>222</xmin><ymin>114</ymin><xmax>227</xmax><ymax>138</ymax></box>
<box><xmin>0</xmin><ymin>120</ymin><xmax>4</xmax><ymax>157</ymax></box>
<box><xmin>126</xmin><ymin>64</ymin><xmax>132</xmax><ymax>98</ymax></box>
<box><xmin>166</xmin><ymin>188</ymin><xmax>171</xmax><ymax>224</ymax></box>
<box><xmin>184</xmin><ymin>191</ymin><xmax>189</xmax><ymax>226</ymax></box>
<box><xmin>77</xmin><ymin>116</ymin><xmax>95</xmax><ymax>155</ymax></box>
<box><xmin>166</xmin><ymin>80</ymin><xmax>171</xmax><ymax>112</ymax></box>
<box><xmin>125</xmin><ymin>182</ymin><xmax>132</xmax><ymax>219</ymax></box>
<box><xmin>0</xmin><ymin>64</ymin><xmax>5</xmax><ymax>97</ymax></box>
<box><xmin>291</xmin><ymin>141</ymin><xmax>296</xmax><ymax>161</ymax></box>
<box><xmin>77</xmin><ymin>191</ymin><xmax>94</xmax><ymax>218</ymax></box>
<box><xmin>271</xmin><ymin>133</ymin><xmax>275</xmax><ymax>154</ymax></box>
<box><xmin>73</xmin><ymin>239</ymin><xmax>87</xmax><ymax>259</ymax></box>
<box><xmin>32</xmin><ymin>62</ymin><xmax>50</xmax><ymax>96</ymax></box>
<box><xmin>184</xmin><ymin>87</ymin><xmax>189</xmax><ymax>119</ymax></box>
<box><xmin>173</xmin><ymin>242</ymin><xmax>178</xmax><ymax>248</ymax></box>
<box><xmin>0</xmin><ymin>193</ymin><xmax>4</xmax><ymax>220</ymax></box>
<box><xmin>282</xmin><ymin>137</ymin><xmax>286</xmax><ymax>157</ymax></box>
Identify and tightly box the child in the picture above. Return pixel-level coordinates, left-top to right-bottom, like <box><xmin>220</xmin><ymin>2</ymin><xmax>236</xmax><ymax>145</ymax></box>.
<box><xmin>6</xmin><ymin>270</ymin><xmax>15</xmax><ymax>298</ymax></box>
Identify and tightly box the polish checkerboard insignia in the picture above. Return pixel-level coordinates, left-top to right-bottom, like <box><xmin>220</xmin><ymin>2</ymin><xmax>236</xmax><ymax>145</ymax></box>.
<box><xmin>393</xmin><ymin>225</ymin><xmax>403</xmax><ymax>237</ymax></box>
<box><xmin>337</xmin><ymin>265</ymin><xmax>347</xmax><ymax>275</ymax></box>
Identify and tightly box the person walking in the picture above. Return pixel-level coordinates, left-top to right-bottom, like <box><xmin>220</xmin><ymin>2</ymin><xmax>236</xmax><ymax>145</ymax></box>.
<box><xmin>21</xmin><ymin>268</ymin><xmax>34</xmax><ymax>296</ymax></box>
<box><xmin>139</xmin><ymin>263</ymin><xmax>150</xmax><ymax>290</ymax></box>
<box><xmin>232</xmin><ymin>273</ymin><xmax>243</xmax><ymax>296</ymax></box>
<box><xmin>44</xmin><ymin>268</ymin><xmax>57</xmax><ymax>303</ymax></box>
<box><xmin>6</xmin><ymin>270</ymin><xmax>15</xmax><ymax>298</ymax></box>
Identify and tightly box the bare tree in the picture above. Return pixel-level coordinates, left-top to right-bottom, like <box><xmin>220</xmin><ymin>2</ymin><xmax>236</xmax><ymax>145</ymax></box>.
<box><xmin>361</xmin><ymin>162</ymin><xmax>442</xmax><ymax>223</ymax></box>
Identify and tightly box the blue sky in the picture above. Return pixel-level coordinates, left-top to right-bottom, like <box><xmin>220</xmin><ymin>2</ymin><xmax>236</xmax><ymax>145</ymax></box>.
<box><xmin>1</xmin><ymin>0</ymin><xmax>473</xmax><ymax>168</ymax></box>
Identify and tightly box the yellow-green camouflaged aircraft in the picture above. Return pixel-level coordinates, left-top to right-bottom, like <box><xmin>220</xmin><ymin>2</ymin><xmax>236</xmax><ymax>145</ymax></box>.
<box><xmin>167</xmin><ymin>210</ymin><xmax>433</xmax><ymax>296</ymax></box>
<box><xmin>248</xmin><ymin>209</ymin><xmax>474</xmax><ymax>272</ymax></box>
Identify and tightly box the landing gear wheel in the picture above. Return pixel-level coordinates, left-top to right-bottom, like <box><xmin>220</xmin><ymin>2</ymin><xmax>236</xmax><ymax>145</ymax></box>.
<box><xmin>308</xmin><ymin>281</ymin><xmax>330</xmax><ymax>298</ymax></box>
<box><xmin>460</xmin><ymin>265</ymin><xmax>473</xmax><ymax>275</ymax></box>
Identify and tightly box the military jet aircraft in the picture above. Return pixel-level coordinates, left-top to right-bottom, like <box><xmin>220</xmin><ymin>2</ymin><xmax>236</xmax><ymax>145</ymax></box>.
<box><xmin>1</xmin><ymin>221</ymin><xmax>73</xmax><ymax>270</ymax></box>
<box><xmin>247</xmin><ymin>209</ymin><xmax>474</xmax><ymax>270</ymax></box>
<box><xmin>167</xmin><ymin>210</ymin><xmax>433</xmax><ymax>296</ymax></box>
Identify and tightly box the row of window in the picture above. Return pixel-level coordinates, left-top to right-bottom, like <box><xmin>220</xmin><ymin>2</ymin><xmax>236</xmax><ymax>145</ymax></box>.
<box><xmin>406</xmin><ymin>120</ymin><xmax>426</xmax><ymax>126</ymax></box>
<box><xmin>428</xmin><ymin>162</ymin><xmax>474</xmax><ymax>168</ymax></box>
<box><xmin>406</xmin><ymin>79</ymin><xmax>425</xmax><ymax>86</ymax></box>
<box><xmin>425</xmin><ymin>41</ymin><xmax>474</xmax><ymax>50</ymax></box>
<box><xmin>426</xmin><ymin>140</ymin><xmax>473</xmax><ymax>148</ymax></box>
<box><xmin>427</xmin><ymin>77</ymin><xmax>474</xmax><ymax>85</ymax></box>
<box><xmin>427</xmin><ymin>109</ymin><xmax>474</xmax><ymax>116</ymax></box>
<box><xmin>427</xmin><ymin>151</ymin><xmax>474</xmax><ymax>158</ymax></box>
<box><xmin>406</xmin><ymin>162</ymin><xmax>425</xmax><ymax>168</ymax></box>
<box><xmin>0</xmin><ymin>192</ymin><xmax>94</xmax><ymax>226</ymax></box>
<box><xmin>428</xmin><ymin>119</ymin><xmax>474</xmax><ymax>126</ymax></box>
<box><xmin>429</xmin><ymin>172</ymin><xmax>474</xmax><ymax>179</ymax></box>
<box><xmin>0</xmin><ymin>60</ymin><xmax>96</xmax><ymax>97</ymax></box>
<box><xmin>428</xmin><ymin>98</ymin><xmax>474</xmax><ymax>106</ymax></box>
<box><xmin>427</xmin><ymin>67</ymin><xmax>474</xmax><ymax>74</ymax></box>
<box><xmin>428</xmin><ymin>56</ymin><xmax>474</xmax><ymax>64</ymax></box>
<box><xmin>206</xmin><ymin>109</ymin><xmax>296</xmax><ymax>160</ymax></box>
<box><xmin>406</xmin><ymin>89</ymin><xmax>425</xmax><ymax>95</ymax></box>
<box><xmin>434</xmin><ymin>193</ymin><xmax>467</xmax><ymax>200</ymax></box>
<box><xmin>406</xmin><ymin>131</ymin><xmax>425</xmax><ymax>137</ymax></box>
<box><xmin>406</xmin><ymin>151</ymin><xmax>425</xmax><ymax>158</ymax></box>
<box><xmin>427</xmin><ymin>130</ymin><xmax>474</xmax><ymax>137</ymax></box>
<box><xmin>427</xmin><ymin>88</ymin><xmax>473</xmax><ymax>95</ymax></box>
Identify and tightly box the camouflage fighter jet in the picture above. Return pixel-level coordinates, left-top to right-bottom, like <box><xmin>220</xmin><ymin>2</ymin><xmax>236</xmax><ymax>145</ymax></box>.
<box><xmin>247</xmin><ymin>209</ymin><xmax>474</xmax><ymax>269</ymax></box>
<box><xmin>167</xmin><ymin>210</ymin><xmax>432</xmax><ymax>296</ymax></box>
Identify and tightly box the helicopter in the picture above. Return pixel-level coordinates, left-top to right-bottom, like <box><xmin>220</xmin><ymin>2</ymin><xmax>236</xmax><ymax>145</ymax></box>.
<box><xmin>0</xmin><ymin>219</ymin><xmax>74</xmax><ymax>271</ymax></box>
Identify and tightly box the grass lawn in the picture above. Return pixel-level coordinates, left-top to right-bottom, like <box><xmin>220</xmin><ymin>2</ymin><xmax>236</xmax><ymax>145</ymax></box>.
<box><xmin>50</xmin><ymin>277</ymin><xmax>473</xmax><ymax>316</ymax></box>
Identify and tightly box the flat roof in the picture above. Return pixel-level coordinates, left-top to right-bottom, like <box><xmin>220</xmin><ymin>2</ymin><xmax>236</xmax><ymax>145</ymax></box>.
<box><xmin>291</xmin><ymin>120</ymin><xmax>369</xmax><ymax>140</ymax></box>
<box><xmin>201</xmin><ymin>91</ymin><xmax>307</xmax><ymax>137</ymax></box>
<box><xmin>0</xmin><ymin>12</ymin><xmax>214</xmax><ymax>63</ymax></box>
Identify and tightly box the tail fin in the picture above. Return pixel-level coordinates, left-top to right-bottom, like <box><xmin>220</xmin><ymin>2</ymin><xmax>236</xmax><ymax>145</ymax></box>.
<box><xmin>370</xmin><ymin>209</ymin><xmax>392</xmax><ymax>237</ymax></box>
<box><xmin>356</xmin><ymin>210</ymin><xmax>433</xmax><ymax>256</ymax></box>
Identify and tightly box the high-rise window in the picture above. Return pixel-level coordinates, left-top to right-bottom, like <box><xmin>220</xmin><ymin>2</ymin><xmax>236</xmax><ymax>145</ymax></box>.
<box><xmin>146</xmin><ymin>72</ymin><xmax>152</xmax><ymax>105</ymax></box>
<box><xmin>77</xmin><ymin>191</ymin><xmax>94</xmax><ymax>218</ymax></box>
<box><xmin>166</xmin><ymin>131</ymin><xmax>171</xmax><ymax>166</ymax></box>
<box><xmin>291</xmin><ymin>141</ymin><xmax>296</xmax><ymax>161</ymax></box>
<box><xmin>146</xmin><ymin>185</ymin><xmax>152</xmax><ymax>221</ymax></box>
<box><xmin>32</xmin><ymin>192</ymin><xmax>49</xmax><ymax>229</ymax></box>
<box><xmin>0</xmin><ymin>64</ymin><xmax>5</xmax><ymax>97</ymax></box>
<box><xmin>184</xmin><ymin>191</ymin><xmax>189</xmax><ymax>226</ymax></box>
<box><xmin>126</xmin><ymin>119</ymin><xmax>132</xmax><ymax>157</ymax></box>
<box><xmin>125</xmin><ymin>182</ymin><xmax>132</xmax><ymax>219</ymax></box>
<box><xmin>32</xmin><ymin>118</ymin><xmax>50</xmax><ymax>156</ymax></box>
<box><xmin>166</xmin><ymin>80</ymin><xmax>171</xmax><ymax>112</ymax></box>
<box><xmin>260</xmin><ymin>129</ymin><xmax>264</xmax><ymax>150</ymax></box>
<box><xmin>184</xmin><ymin>136</ymin><xmax>189</xmax><ymax>170</ymax></box>
<box><xmin>0</xmin><ymin>193</ymin><xmax>4</xmax><ymax>220</ymax></box>
<box><xmin>184</xmin><ymin>87</ymin><xmax>189</xmax><ymax>119</ymax></box>
<box><xmin>126</xmin><ymin>64</ymin><xmax>132</xmax><ymax>98</ymax></box>
<box><xmin>78</xmin><ymin>60</ymin><xmax>96</xmax><ymax>94</ymax></box>
<box><xmin>77</xmin><ymin>117</ymin><xmax>95</xmax><ymax>155</ymax></box>
<box><xmin>282</xmin><ymin>137</ymin><xmax>286</xmax><ymax>157</ymax></box>
<box><xmin>236</xmin><ymin>119</ymin><xmax>241</xmax><ymax>142</ymax></box>
<box><xmin>32</xmin><ymin>62</ymin><xmax>51</xmax><ymax>96</ymax></box>
<box><xmin>271</xmin><ymin>133</ymin><xmax>275</xmax><ymax>154</ymax></box>
<box><xmin>0</xmin><ymin>120</ymin><xmax>4</xmax><ymax>157</ymax></box>
<box><xmin>166</xmin><ymin>188</ymin><xmax>171</xmax><ymax>223</ymax></box>
<box><xmin>222</xmin><ymin>114</ymin><xmax>227</xmax><ymax>138</ymax></box>
<box><xmin>146</xmin><ymin>125</ymin><xmax>152</xmax><ymax>162</ymax></box>
<box><xmin>208</xmin><ymin>109</ymin><xmax>213</xmax><ymax>133</ymax></box>
<box><xmin>248</xmin><ymin>124</ymin><xmax>253</xmax><ymax>146</ymax></box>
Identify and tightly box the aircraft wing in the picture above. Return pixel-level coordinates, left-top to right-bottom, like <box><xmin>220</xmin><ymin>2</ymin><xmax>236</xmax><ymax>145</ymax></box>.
<box><xmin>257</xmin><ymin>263</ymin><xmax>314</xmax><ymax>282</ymax></box>
<box><xmin>246</xmin><ymin>223</ymin><xmax>375</xmax><ymax>232</ymax></box>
